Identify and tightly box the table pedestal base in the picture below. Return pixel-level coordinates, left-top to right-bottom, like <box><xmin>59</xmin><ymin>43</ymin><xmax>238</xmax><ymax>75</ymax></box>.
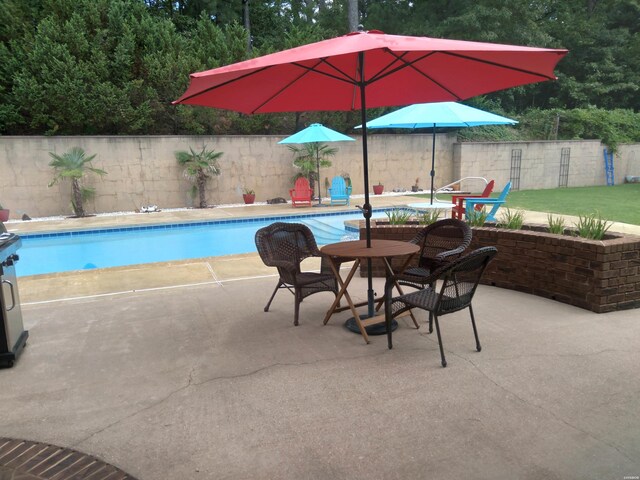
<box><xmin>345</xmin><ymin>316</ymin><xmax>397</xmax><ymax>336</ymax></box>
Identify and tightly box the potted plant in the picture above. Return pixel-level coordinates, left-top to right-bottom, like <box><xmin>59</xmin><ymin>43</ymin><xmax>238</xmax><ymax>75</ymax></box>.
<box><xmin>373</xmin><ymin>181</ymin><xmax>384</xmax><ymax>195</ymax></box>
<box><xmin>242</xmin><ymin>188</ymin><xmax>256</xmax><ymax>204</ymax></box>
<box><xmin>411</xmin><ymin>177</ymin><xmax>420</xmax><ymax>192</ymax></box>
<box><xmin>0</xmin><ymin>203</ymin><xmax>9</xmax><ymax>222</ymax></box>
<box><xmin>340</xmin><ymin>173</ymin><xmax>351</xmax><ymax>188</ymax></box>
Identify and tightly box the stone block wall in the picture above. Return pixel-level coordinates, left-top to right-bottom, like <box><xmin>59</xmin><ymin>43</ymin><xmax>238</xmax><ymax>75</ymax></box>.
<box><xmin>0</xmin><ymin>134</ymin><xmax>451</xmax><ymax>218</ymax></box>
<box><xmin>1</xmin><ymin>135</ymin><xmax>639</xmax><ymax>218</ymax></box>
<box><xmin>452</xmin><ymin>140</ymin><xmax>639</xmax><ymax>192</ymax></box>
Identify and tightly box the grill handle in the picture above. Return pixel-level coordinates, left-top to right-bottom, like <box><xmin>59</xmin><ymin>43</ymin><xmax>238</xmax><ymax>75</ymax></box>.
<box><xmin>2</xmin><ymin>279</ymin><xmax>16</xmax><ymax>311</ymax></box>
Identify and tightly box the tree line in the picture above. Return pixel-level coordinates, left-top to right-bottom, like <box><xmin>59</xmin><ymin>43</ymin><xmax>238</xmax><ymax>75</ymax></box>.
<box><xmin>1</xmin><ymin>0</ymin><xmax>639</xmax><ymax>146</ymax></box>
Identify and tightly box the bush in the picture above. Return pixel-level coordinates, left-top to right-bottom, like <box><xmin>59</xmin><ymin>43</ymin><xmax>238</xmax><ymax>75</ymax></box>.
<box><xmin>416</xmin><ymin>209</ymin><xmax>442</xmax><ymax>225</ymax></box>
<box><xmin>547</xmin><ymin>214</ymin><xmax>566</xmax><ymax>234</ymax></box>
<box><xmin>385</xmin><ymin>209</ymin><xmax>412</xmax><ymax>225</ymax></box>
<box><xmin>497</xmin><ymin>208</ymin><xmax>525</xmax><ymax>230</ymax></box>
<box><xmin>574</xmin><ymin>212</ymin><xmax>612</xmax><ymax>240</ymax></box>
<box><xmin>466</xmin><ymin>209</ymin><xmax>489</xmax><ymax>227</ymax></box>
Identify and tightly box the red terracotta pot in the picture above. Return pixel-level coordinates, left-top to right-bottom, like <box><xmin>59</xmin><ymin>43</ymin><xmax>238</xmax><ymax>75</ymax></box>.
<box><xmin>373</xmin><ymin>185</ymin><xmax>384</xmax><ymax>195</ymax></box>
<box><xmin>242</xmin><ymin>194</ymin><xmax>256</xmax><ymax>204</ymax></box>
<box><xmin>0</xmin><ymin>209</ymin><xmax>9</xmax><ymax>222</ymax></box>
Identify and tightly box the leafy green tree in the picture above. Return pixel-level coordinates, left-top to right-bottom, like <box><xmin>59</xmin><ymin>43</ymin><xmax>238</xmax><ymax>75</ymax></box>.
<box><xmin>2</xmin><ymin>0</ymin><xmax>640</xmax><ymax>137</ymax></box>
<box><xmin>48</xmin><ymin>147</ymin><xmax>107</xmax><ymax>217</ymax></box>
<box><xmin>175</xmin><ymin>146</ymin><xmax>223</xmax><ymax>207</ymax></box>
<box><xmin>3</xmin><ymin>0</ymin><xmax>249</xmax><ymax>135</ymax></box>
<box><xmin>544</xmin><ymin>0</ymin><xmax>640</xmax><ymax>111</ymax></box>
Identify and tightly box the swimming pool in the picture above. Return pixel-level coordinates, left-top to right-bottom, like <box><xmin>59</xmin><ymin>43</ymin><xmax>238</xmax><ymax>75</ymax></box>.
<box><xmin>16</xmin><ymin>209</ymin><xmax>392</xmax><ymax>277</ymax></box>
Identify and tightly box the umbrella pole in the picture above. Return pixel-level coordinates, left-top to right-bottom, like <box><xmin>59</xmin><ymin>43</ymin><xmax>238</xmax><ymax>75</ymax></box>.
<box><xmin>358</xmin><ymin>52</ymin><xmax>375</xmax><ymax>318</ymax></box>
<box><xmin>312</xmin><ymin>142</ymin><xmax>328</xmax><ymax>208</ymax></box>
<box><xmin>430</xmin><ymin>125</ymin><xmax>436</xmax><ymax>204</ymax></box>
<box><xmin>316</xmin><ymin>145</ymin><xmax>322</xmax><ymax>205</ymax></box>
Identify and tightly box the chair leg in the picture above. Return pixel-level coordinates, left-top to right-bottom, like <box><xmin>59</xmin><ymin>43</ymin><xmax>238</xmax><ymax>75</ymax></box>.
<box><xmin>469</xmin><ymin>304</ymin><xmax>481</xmax><ymax>352</ymax></box>
<box><xmin>433</xmin><ymin>315</ymin><xmax>447</xmax><ymax>368</ymax></box>
<box><xmin>294</xmin><ymin>289</ymin><xmax>301</xmax><ymax>326</ymax></box>
<box><xmin>428</xmin><ymin>282</ymin><xmax>435</xmax><ymax>333</ymax></box>
<box><xmin>384</xmin><ymin>296</ymin><xmax>393</xmax><ymax>350</ymax></box>
<box><xmin>264</xmin><ymin>281</ymin><xmax>283</xmax><ymax>312</ymax></box>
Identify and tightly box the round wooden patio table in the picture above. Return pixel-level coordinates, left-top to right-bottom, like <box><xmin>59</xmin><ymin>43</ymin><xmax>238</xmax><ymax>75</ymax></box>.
<box><xmin>321</xmin><ymin>239</ymin><xmax>419</xmax><ymax>344</ymax></box>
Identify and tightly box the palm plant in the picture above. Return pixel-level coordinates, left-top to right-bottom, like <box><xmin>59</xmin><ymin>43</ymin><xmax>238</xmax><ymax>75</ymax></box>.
<box><xmin>48</xmin><ymin>147</ymin><xmax>106</xmax><ymax>217</ymax></box>
<box><xmin>175</xmin><ymin>146</ymin><xmax>223</xmax><ymax>208</ymax></box>
<box><xmin>288</xmin><ymin>143</ymin><xmax>337</xmax><ymax>199</ymax></box>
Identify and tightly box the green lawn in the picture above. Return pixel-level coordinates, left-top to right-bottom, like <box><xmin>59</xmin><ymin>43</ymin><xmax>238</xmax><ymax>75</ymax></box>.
<box><xmin>424</xmin><ymin>183</ymin><xmax>640</xmax><ymax>225</ymax></box>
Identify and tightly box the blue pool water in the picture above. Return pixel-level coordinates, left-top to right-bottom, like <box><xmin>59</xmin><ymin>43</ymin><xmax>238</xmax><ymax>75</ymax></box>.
<box><xmin>16</xmin><ymin>209</ymin><xmax>391</xmax><ymax>277</ymax></box>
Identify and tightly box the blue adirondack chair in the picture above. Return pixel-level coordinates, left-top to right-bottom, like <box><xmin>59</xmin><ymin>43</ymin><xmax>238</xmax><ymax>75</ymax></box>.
<box><xmin>465</xmin><ymin>182</ymin><xmax>512</xmax><ymax>221</ymax></box>
<box><xmin>328</xmin><ymin>176</ymin><xmax>352</xmax><ymax>206</ymax></box>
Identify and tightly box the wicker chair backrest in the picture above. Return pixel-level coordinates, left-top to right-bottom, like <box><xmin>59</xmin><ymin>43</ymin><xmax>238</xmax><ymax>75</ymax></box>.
<box><xmin>410</xmin><ymin>218</ymin><xmax>472</xmax><ymax>269</ymax></box>
<box><xmin>255</xmin><ymin>222</ymin><xmax>320</xmax><ymax>277</ymax></box>
<box><xmin>435</xmin><ymin>246</ymin><xmax>497</xmax><ymax>315</ymax></box>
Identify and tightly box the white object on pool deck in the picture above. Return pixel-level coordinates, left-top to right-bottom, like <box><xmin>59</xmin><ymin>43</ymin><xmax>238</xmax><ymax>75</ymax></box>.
<box><xmin>408</xmin><ymin>202</ymin><xmax>455</xmax><ymax>216</ymax></box>
<box><xmin>407</xmin><ymin>202</ymin><xmax>454</xmax><ymax>210</ymax></box>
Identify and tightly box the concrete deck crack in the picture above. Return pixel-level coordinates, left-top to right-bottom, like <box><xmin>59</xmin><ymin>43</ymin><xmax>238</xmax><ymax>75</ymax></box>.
<box><xmin>71</xmin><ymin>350</ymin><xmax>384</xmax><ymax>449</ymax></box>
<box><xmin>189</xmin><ymin>351</ymin><xmax>385</xmax><ymax>386</ymax></box>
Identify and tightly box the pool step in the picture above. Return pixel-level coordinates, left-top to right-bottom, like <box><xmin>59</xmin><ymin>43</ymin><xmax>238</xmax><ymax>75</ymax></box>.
<box><xmin>300</xmin><ymin>218</ymin><xmax>357</xmax><ymax>245</ymax></box>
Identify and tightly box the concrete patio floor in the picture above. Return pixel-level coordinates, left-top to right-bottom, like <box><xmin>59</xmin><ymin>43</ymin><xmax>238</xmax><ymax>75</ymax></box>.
<box><xmin>2</xmin><ymin>196</ymin><xmax>640</xmax><ymax>479</ymax></box>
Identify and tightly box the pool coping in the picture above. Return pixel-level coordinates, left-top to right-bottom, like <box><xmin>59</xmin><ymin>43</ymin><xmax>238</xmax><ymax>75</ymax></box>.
<box><xmin>17</xmin><ymin>207</ymin><xmax>394</xmax><ymax>239</ymax></box>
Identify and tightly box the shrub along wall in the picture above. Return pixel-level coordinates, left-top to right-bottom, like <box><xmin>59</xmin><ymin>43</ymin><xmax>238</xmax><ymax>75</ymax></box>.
<box><xmin>360</xmin><ymin>222</ymin><xmax>640</xmax><ymax>313</ymax></box>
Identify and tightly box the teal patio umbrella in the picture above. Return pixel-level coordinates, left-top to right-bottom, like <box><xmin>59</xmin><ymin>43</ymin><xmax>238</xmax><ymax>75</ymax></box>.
<box><xmin>358</xmin><ymin>102</ymin><xmax>517</xmax><ymax>203</ymax></box>
<box><xmin>279</xmin><ymin>123</ymin><xmax>355</xmax><ymax>206</ymax></box>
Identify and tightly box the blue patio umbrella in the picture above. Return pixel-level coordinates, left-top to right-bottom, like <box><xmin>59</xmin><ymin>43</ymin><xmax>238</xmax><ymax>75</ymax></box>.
<box><xmin>357</xmin><ymin>102</ymin><xmax>517</xmax><ymax>203</ymax></box>
<box><xmin>279</xmin><ymin>123</ymin><xmax>355</xmax><ymax>206</ymax></box>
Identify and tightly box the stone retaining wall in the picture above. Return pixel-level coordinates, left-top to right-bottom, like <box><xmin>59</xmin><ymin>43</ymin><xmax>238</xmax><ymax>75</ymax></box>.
<box><xmin>360</xmin><ymin>222</ymin><xmax>640</xmax><ymax>313</ymax></box>
<box><xmin>1</xmin><ymin>135</ymin><xmax>638</xmax><ymax>219</ymax></box>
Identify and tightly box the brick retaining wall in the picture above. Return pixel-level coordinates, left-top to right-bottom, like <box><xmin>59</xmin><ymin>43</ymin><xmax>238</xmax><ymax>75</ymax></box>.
<box><xmin>360</xmin><ymin>222</ymin><xmax>640</xmax><ymax>313</ymax></box>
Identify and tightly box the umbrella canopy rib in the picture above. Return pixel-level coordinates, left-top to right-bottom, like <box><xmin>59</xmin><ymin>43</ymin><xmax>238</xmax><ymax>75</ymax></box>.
<box><xmin>377</xmin><ymin>51</ymin><xmax>464</xmax><ymax>100</ymax></box>
<box><xmin>289</xmin><ymin>60</ymin><xmax>359</xmax><ymax>84</ymax></box>
<box><xmin>252</xmin><ymin>67</ymin><xmax>316</xmax><ymax>114</ymax></box>
<box><xmin>371</xmin><ymin>50</ymin><xmax>435</xmax><ymax>83</ymax></box>
<box><xmin>178</xmin><ymin>66</ymin><xmax>273</xmax><ymax>104</ymax></box>
<box><xmin>442</xmin><ymin>51</ymin><xmax>560</xmax><ymax>80</ymax></box>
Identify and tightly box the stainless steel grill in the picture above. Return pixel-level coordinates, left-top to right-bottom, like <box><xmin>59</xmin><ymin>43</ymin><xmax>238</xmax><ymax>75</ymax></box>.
<box><xmin>0</xmin><ymin>233</ymin><xmax>28</xmax><ymax>368</ymax></box>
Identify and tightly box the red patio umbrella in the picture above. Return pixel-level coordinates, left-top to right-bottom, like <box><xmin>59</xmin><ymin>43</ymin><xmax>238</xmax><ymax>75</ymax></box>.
<box><xmin>174</xmin><ymin>29</ymin><xmax>567</xmax><ymax>318</ymax></box>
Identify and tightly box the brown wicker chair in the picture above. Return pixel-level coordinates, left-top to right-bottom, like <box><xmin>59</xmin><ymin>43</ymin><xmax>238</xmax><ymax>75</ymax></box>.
<box><xmin>384</xmin><ymin>246</ymin><xmax>497</xmax><ymax>367</ymax></box>
<box><xmin>255</xmin><ymin>222</ymin><xmax>338</xmax><ymax>326</ymax></box>
<box><xmin>397</xmin><ymin>218</ymin><xmax>473</xmax><ymax>330</ymax></box>
<box><xmin>404</xmin><ymin>218</ymin><xmax>472</xmax><ymax>282</ymax></box>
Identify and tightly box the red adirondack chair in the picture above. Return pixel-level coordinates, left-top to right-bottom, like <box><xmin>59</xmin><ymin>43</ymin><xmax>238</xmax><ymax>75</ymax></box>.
<box><xmin>289</xmin><ymin>177</ymin><xmax>313</xmax><ymax>207</ymax></box>
<box><xmin>451</xmin><ymin>180</ymin><xmax>495</xmax><ymax>219</ymax></box>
